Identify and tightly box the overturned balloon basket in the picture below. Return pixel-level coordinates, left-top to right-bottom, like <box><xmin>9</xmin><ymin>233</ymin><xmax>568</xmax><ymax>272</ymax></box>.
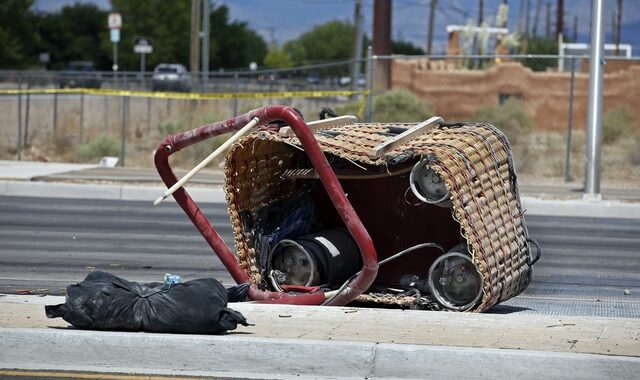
<box><xmin>153</xmin><ymin>105</ymin><xmax>541</xmax><ymax>312</ymax></box>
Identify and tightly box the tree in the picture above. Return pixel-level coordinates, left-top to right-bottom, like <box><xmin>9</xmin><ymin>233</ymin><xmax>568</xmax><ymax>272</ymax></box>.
<box><xmin>264</xmin><ymin>45</ymin><xmax>293</xmax><ymax>69</ymax></box>
<box><xmin>209</xmin><ymin>5</ymin><xmax>267</xmax><ymax>69</ymax></box>
<box><xmin>523</xmin><ymin>36</ymin><xmax>559</xmax><ymax>71</ymax></box>
<box><xmin>392</xmin><ymin>40</ymin><xmax>425</xmax><ymax>55</ymax></box>
<box><xmin>280</xmin><ymin>19</ymin><xmax>425</xmax><ymax>65</ymax></box>
<box><xmin>36</xmin><ymin>3</ymin><xmax>109</xmax><ymax>69</ymax></box>
<box><xmin>0</xmin><ymin>0</ymin><xmax>39</xmax><ymax>68</ymax></box>
<box><xmin>283</xmin><ymin>20</ymin><xmax>355</xmax><ymax>65</ymax></box>
<box><xmin>109</xmin><ymin>0</ymin><xmax>192</xmax><ymax>71</ymax></box>
<box><xmin>108</xmin><ymin>0</ymin><xmax>266</xmax><ymax>71</ymax></box>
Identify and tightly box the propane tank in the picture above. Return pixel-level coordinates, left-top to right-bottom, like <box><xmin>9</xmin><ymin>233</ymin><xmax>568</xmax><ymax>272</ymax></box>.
<box><xmin>409</xmin><ymin>159</ymin><xmax>451</xmax><ymax>207</ymax></box>
<box><xmin>270</xmin><ymin>228</ymin><xmax>361</xmax><ymax>288</ymax></box>
<box><xmin>427</xmin><ymin>244</ymin><xmax>483</xmax><ymax>311</ymax></box>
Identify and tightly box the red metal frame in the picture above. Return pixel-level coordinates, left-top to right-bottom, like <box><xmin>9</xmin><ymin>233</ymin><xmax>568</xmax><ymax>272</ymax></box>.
<box><xmin>154</xmin><ymin>106</ymin><xmax>378</xmax><ymax>305</ymax></box>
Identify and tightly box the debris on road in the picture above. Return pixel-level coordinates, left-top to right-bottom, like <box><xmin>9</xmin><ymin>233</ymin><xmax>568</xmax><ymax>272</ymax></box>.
<box><xmin>45</xmin><ymin>271</ymin><xmax>248</xmax><ymax>334</ymax></box>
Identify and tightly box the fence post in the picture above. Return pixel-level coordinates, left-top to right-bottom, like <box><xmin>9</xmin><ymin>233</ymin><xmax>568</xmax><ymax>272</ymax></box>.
<box><xmin>79</xmin><ymin>92</ymin><xmax>85</xmax><ymax>143</ymax></box>
<box><xmin>119</xmin><ymin>96</ymin><xmax>128</xmax><ymax>166</ymax></box>
<box><xmin>147</xmin><ymin>96</ymin><xmax>152</xmax><ymax>132</ymax></box>
<box><xmin>232</xmin><ymin>71</ymin><xmax>239</xmax><ymax>116</ymax></box>
<box><xmin>564</xmin><ymin>56</ymin><xmax>576</xmax><ymax>182</ymax></box>
<box><xmin>365</xmin><ymin>46</ymin><xmax>373</xmax><ymax>122</ymax></box>
<box><xmin>105</xmin><ymin>95</ymin><xmax>110</xmax><ymax>133</ymax></box>
<box><xmin>53</xmin><ymin>91</ymin><xmax>58</xmax><ymax>138</ymax></box>
<box><xmin>17</xmin><ymin>76</ymin><xmax>22</xmax><ymax>161</ymax></box>
<box><xmin>24</xmin><ymin>79</ymin><xmax>31</xmax><ymax>148</ymax></box>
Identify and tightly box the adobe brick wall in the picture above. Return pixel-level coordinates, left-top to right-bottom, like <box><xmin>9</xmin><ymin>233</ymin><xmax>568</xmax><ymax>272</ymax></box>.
<box><xmin>391</xmin><ymin>59</ymin><xmax>640</xmax><ymax>132</ymax></box>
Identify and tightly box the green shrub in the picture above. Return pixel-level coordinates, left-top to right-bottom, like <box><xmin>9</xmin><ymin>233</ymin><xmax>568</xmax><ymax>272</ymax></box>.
<box><xmin>74</xmin><ymin>135</ymin><xmax>119</xmax><ymax>162</ymax></box>
<box><xmin>336</xmin><ymin>89</ymin><xmax>434</xmax><ymax>122</ymax></box>
<box><xmin>473</xmin><ymin>97</ymin><xmax>532</xmax><ymax>144</ymax></box>
<box><xmin>630</xmin><ymin>137</ymin><xmax>640</xmax><ymax>166</ymax></box>
<box><xmin>603</xmin><ymin>107</ymin><xmax>633</xmax><ymax>144</ymax></box>
<box><xmin>157</xmin><ymin>122</ymin><xmax>187</xmax><ymax>137</ymax></box>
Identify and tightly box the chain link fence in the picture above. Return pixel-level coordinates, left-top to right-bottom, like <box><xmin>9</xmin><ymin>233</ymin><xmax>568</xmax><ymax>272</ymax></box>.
<box><xmin>1</xmin><ymin>54</ymin><xmax>639</xmax><ymax>189</ymax></box>
<box><xmin>0</xmin><ymin>60</ymin><xmax>364</xmax><ymax>168</ymax></box>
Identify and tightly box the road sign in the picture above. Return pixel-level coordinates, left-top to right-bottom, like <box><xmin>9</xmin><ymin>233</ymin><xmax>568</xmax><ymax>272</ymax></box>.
<box><xmin>134</xmin><ymin>37</ymin><xmax>153</xmax><ymax>54</ymax></box>
<box><xmin>108</xmin><ymin>13</ymin><xmax>122</xmax><ymax>29</ymax></box>
<box><xmin>110</xmin><ymin>29</ymin><xmax>120</xmax><ymax>43</ymax></box>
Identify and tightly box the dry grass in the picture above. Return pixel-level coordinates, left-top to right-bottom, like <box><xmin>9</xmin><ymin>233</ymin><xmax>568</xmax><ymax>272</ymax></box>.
<box><xmin>1</xmin><ymin>95</ymin><xmax>638</xmax><ymax>184</ymax></box>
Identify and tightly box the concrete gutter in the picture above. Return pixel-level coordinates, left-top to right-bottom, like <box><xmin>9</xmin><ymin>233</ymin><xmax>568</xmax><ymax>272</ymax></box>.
<box><xmin>1</xmin><ymin>327</ymin><xmax>639</xmax><ymax>379</ymax></box>
<box><xmin>1</xmin><ymin>180</ymin><xmax>639</xmax><ymax>219</ymax></box>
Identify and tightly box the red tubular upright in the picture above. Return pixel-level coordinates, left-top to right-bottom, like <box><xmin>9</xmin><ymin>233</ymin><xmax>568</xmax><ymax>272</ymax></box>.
<box><xmin>154</xmin><ymin>106</ymin><xmax>378</xmax><ymax>306</ymax></box>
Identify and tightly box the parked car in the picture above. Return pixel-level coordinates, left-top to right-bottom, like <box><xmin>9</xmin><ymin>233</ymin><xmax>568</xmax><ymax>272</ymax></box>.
<box><xmin>152</xmin><ymin>63</ymin><xmax>190</xmax><ymax>92</ymax></box>
<box><xmin>305</xmin><ymin>74</ymin><xmax>321</xmax><ymax>85</ymax></box>
<box><xmin>257</xmin><ymin>72</ymin><xmax>279</xmax><ymax>81</ymax></box>
<box><xmin>59</xmin><ymin>61</ymin><xmax>101</xmax><ymax>89</ymax></box>
<box><xmin>339</xmin><ymin>75</ymin><xmax>366</xmax><ymax>88</ymax></box>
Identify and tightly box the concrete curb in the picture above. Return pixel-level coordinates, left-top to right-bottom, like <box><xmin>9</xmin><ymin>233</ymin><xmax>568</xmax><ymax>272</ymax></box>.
<box><xmin>1</xmin><ymin>180</ymin><xmax>639</xmax><ymax>219</ymax></box>
<box><xmin>1</xmin><ymin>327</ymin><xmax>639</xmax><ymax>379</ymax></box>
<box><xmin>0</xmin><ymin>180</ymin><xmax>226</xmax><ymax>204</ymax></box>
<box><xmin>521</xmin><ymin>196</ymin><xmax>640</xmax><ymax>219</ymax></box>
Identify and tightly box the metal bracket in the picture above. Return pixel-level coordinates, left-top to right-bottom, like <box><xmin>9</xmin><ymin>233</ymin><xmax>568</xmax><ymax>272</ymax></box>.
<box><xmin>278</xmin><ymin>115</ymin><xmax>357</xmax><ymax>138</ymax></box>
<box><xmin>368</xmin><ymin>116</ymin><xmax>443</xmax><ymax>159</ymax></box>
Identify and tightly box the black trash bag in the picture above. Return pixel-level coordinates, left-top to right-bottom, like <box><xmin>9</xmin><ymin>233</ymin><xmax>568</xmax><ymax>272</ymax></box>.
<box><xmin>45</xmin><ymin>271</ymin><xmax>249</xmax><ymax>334</ymax></box>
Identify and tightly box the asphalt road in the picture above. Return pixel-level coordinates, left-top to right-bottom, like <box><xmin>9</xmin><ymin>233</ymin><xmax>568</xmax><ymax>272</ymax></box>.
<box><xmin>0</xmin><ymin>195</ymin><xmax>638</xmax><ymax>318</ymax></box>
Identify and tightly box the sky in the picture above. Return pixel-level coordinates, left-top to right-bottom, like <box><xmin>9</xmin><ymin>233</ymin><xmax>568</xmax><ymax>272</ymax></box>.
<box><xmin>33</xmin><ymin>0</ymin><xmax>640</xmax><ymax>56</ymax></box>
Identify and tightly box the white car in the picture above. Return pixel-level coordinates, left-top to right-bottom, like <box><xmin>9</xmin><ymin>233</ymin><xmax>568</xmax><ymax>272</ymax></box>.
<box><xmin>152</xmin><ymin>63</ymin><xmax>191</xmax><ymax>92</ymax></box>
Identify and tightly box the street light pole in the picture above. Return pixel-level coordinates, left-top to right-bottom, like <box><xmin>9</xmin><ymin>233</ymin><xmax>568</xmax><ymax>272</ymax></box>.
<box><xmin>584</xmin><ymin>0</ymin><xmax>605</xmax><ymax>200</ymax></box>
<box><xmin>201</xmin><ymin>0</ymin><xmax>210</xmax><ymax>86</ymax></box>
<box><xmin>113</xmin><ymin>42</ymin><xmax>118</xmax><ymax>73</ymax></box>
<box><xmin>351</xmin><ymin>0</ymin><xmax>363</xmax><ymax>92</ymax></box>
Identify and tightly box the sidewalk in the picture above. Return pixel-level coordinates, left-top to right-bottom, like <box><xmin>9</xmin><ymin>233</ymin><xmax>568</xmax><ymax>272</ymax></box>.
<box><xmin>1</xmin><ymin>295</ymin><xmax>639</xmax><ymax>379</ymax></box>
<box><xmin>1</xmin><ymin>160</ymin><xmax>639</xmax><ymax>218</ymax></box>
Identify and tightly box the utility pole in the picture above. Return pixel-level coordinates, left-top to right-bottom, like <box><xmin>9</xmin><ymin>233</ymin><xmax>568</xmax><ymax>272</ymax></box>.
<box><xmin>372</xmin><ymin>0</ymin><xmax>392</xmax><ymax>91</ymax></box>
<box><xmin>616</xmin><ymin>0</ymin><xmax>622</xmax><ymax>55</ymax></box>
<box><xmin>611</xmin><ymin>10</ymin><xmax>616</xmax><ymax>44</ymax></box>
<box><xmin>518</xmin><ymin>0</ymin><xmax>525</xmax><ymax>34</ymax></box>
<box><xmin>525</xmin><ymin>0</ymin><xmax>531</xmax><ymax>36</ymax></box>
<box><xmin>426</xmin><ymin>0</ymin><xmax>437</xmax><ymax>55</ymax></box>
<box><xmin>190</xmin><ymin>0</ymin><xmax>202</xmax><ymax>74</ymax></box>
<box><xmin>545</xmin><ymin>2</ymin><xmax>551</xmax><ymax>38</ymax></box>
<box><xmin>556</xmin><ymin>0</ymin><xmax>564</xmax><ymax>41</ymax></box>
<box><xmin>523</xmin><ymin>0</ymin><xmax>530</xmax><ymax>51</ymax></box>
<box><xmin>267</xmin><ymin>27</ymin><xmax>276</xmax><ymax>45</ymax></box>
<box><xmin>532</xmin><ymin>0</ymin><xmax>541</xmax><ymax>37</ymax></box>
<box><xmin>584</xmin><ymin>0</ymin><xmax>605</xmax><ymax>200</ymax></box>
<box><xmin>469</xmin><ymin>0</ymin><xmax>483</xmax><ymax>65</ymax></box>
<box><xmin>351</xmin><ymin>0</ymin><xmax>364</xmax><ymax>91</ymax></box>
<box><xmin>201</xmin><ymin>0</ymin><xmax>210</xmax><ymax>83</ymax></box>
<box><xmin>573</xmin><ymin>14</ymin><xmax>578</xmax><ymax>42</ymax></box>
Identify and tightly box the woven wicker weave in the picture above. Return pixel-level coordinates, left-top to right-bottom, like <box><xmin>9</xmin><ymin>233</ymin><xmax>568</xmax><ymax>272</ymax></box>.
<box><xmin>224</xmin><ymin>120</ymin><xmax>532</xmax><ymax>312</ymax></box>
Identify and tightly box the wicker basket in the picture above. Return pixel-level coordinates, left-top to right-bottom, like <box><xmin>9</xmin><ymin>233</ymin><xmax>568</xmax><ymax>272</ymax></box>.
<box><xmin>224</xmin><ymin>119</ymin><xmax>532</xmax><ymax>312</ymax></box>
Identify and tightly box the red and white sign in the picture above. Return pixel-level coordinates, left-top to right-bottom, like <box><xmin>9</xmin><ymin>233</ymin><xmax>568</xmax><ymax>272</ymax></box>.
<box><xmin>108</xmin><ymin>13</ymin><xmax>122</xmax><ymax>29</ymax></box>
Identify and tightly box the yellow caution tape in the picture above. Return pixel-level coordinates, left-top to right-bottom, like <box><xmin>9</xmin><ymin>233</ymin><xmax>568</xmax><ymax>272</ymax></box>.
<box><xmin>0</xmin><ymin>87</ymin><xmax>368</xmax><ymax>100</ymax></box>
